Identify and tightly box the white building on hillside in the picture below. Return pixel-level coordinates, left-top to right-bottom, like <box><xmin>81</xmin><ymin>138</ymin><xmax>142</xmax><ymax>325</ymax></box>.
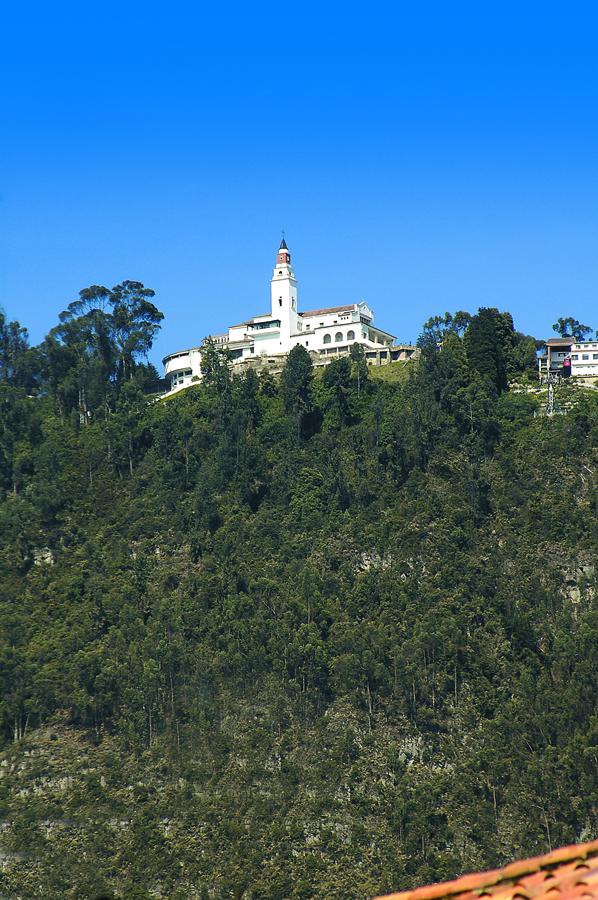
<box><xmin>538</xmin><ymin>337</ymin><xmax>598</xmax><ymax>380</ymax></box>
<box><xmin>163</xmin><ymin>239</ymin><xmax>413</xmax><ymax>393</ymax></box>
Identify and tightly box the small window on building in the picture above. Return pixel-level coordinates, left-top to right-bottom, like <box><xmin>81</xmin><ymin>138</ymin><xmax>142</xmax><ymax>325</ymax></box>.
<box><xmin>347</xmin><ymin>330</ymin><xmax>355</xmax><ymax>340</ymax></box>
<box><xmin>572</xmin><ymin>354</ymin><xmax>579</xmax><ymax>360</ymax></box>
<box><xmin>323</xmin><ymin>334</ymin><xmax>331</xmax><ymax>344</ymax></box>
<box><xmin>593</xmin><ymin>354</ymin><xmax>598</xmax><ymax>359</ymax></box>
<box><xmin>306</xmin><ymin>341</ymin><xmax>309</xmax><ymax>346</ymax></box>
<box><xmin>582</xmin><ymin>354</ymin><xmax>589</xmax><ymax>360</ymax></box>
<box><xmin>335</xmin><ymin>332</ymin><xmax>343</xmax><ymax>342</ymax></box>
<box><xmin>279</xmin><ymin>298</ymin><xmax>282</xmax><ymax>307</ymax></box>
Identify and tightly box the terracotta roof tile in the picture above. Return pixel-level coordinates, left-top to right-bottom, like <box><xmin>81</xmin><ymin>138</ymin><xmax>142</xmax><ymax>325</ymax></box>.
<box><xmin>375</xmin><ymin>839</ymin><xmax>598</xmax><ymax>900</ymax></box>
<box><xmin>299</xmin><ymin>304</ymin><xmax>355</xmax><ymax>317</ymax></box>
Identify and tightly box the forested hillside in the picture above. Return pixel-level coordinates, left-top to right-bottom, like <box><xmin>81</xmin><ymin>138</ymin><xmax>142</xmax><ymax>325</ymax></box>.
<box><xmin>0</xmin><ymin>296</ymin><xmax>597</xmax><ymax>899</ymax></box>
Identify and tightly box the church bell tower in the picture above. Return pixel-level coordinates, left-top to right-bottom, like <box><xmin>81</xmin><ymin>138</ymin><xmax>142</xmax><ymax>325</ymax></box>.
<box><xmin>271</xmin><ymin>237</ymin><xmax>298</xmax><ymax>340</ymax></box>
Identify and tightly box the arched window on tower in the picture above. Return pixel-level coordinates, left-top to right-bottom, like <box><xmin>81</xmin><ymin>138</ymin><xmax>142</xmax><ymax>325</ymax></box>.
<box><xmin>347</xmin><ymin>330</ymin><xmax>355</xmax><ymax>340</ymax></box>
<box><xmin>323</xmin><ymin>334</ymin><xmax>331</xmax><ymax>344</ymax></box>
<box><xmin>279</xmin><ymin>297</ymin><xmax>282</xmax><ymax>307</ymax></box>
<box><xmin>335</xmin><ymin>332</ymin><xmax>343</xmax><ymax>342</ymax></box>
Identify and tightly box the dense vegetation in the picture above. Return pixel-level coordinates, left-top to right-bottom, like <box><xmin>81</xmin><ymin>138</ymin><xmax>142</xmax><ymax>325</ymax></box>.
<box><xmin>0</xmin><ymin>294</ymin><xmax>597</xmax><ymax>899</ymax></box>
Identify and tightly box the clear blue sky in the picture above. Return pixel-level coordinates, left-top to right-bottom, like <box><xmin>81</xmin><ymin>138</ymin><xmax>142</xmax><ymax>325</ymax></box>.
<box><xmin>1</xmin><ymin>1</ymin><xmax>597</xmax><ymax>367</ymax></box>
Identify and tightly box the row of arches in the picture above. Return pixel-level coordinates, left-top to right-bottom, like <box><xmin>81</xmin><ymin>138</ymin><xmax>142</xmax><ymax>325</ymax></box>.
<box><xmin>323</xmin><ymin>330</ymin><xmax>355</xmax><ymax>345</ymax></box>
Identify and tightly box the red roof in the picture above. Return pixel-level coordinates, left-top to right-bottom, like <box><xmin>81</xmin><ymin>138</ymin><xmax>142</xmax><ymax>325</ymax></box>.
<box><xmin>299</xmin><ymin>304</ymin><xmax>356</xmax><ymax>317</ymax></box>
<box><xmin>375</xmin><ymin>839</ymin><xmax>598</xmax><ymax>900</ymax></box>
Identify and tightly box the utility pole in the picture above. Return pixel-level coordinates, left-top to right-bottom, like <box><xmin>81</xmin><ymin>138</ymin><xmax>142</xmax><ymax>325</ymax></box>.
<box><xmin>545</xmin><ymin>373</ymin><xmax>563</xmax><ymax>416</ymax></box>
<box><xmin>546</xmin><ymin>378</ymin><xmax>555</xmax><ymax>416</ymax></box>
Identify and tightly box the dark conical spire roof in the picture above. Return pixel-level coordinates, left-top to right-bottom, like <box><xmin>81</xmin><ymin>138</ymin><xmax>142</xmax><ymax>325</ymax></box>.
<box><xmin>279</xmin><ymin>236</ymin><xmax>288</xmax><ymax>251</ymax></box>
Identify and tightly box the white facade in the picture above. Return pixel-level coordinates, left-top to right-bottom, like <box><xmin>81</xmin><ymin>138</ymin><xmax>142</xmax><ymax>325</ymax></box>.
<box><xmin>163</xmin><ymin>240</ymin><xmax>398</xmax><ymax>392</ymax></box>
<box><xmin>571</xmin><ymin>341</ymin><xmax>598</xmax><ymax>377</ymax></box>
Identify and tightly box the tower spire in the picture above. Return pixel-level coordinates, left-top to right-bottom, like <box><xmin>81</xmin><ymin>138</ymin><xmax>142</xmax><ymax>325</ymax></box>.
<box><xmin>276</xmin><ymin>236</ymin><xmax>291</xmax><ymax>265</ymax></box>
<box><xmin>271</xmin><ymin>234</ymin><xmax>297</xmax><ymax>323</ymax></box>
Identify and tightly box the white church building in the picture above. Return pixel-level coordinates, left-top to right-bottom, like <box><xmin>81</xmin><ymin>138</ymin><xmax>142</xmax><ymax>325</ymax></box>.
<box><xmin>163</xmin><ymin>240</ymin><xmax>412</xmax><ymax>393</ymax></box>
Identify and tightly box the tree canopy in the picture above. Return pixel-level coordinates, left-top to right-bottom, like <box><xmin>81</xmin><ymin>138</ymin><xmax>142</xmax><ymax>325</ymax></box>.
<box><xmin>0</xmin><ymin>293</ymin><xmax>596</xmax><ymax>898</ymax></box>
<box><xmin>552</xmin><ymin>317</ymin><xmax>593</xmax><ymax>341</ymax></box>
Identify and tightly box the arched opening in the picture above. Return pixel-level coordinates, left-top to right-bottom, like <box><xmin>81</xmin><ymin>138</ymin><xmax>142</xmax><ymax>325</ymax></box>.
<box><xmin>347</xmin><ymin>330</ymin><xmax>355</xmax><ymax>340</ymax></box>
<box><xmin>323</xmin><ymin>334</ymin><xmax>331</xmax><ymax>344</ymax></box>
<box><xmin>335</xmin><ymin>332</ymin><xmax>343</xmax><ymax>342</ymax></box>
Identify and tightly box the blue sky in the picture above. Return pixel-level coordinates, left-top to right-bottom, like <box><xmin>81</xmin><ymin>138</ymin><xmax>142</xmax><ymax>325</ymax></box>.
<box><xmin>1</xmin><ymin>1</ymin><xmax>597</xmax><ymax>367</ymax></box>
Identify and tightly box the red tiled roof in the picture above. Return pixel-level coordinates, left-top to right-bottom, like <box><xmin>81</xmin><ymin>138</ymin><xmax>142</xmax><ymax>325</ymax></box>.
<box><xmin>375</xmin><ymin>839</ymin><xmax>598</xmax><ymax>900</ymax></box>
<box><xmin>299</xmin><ymin>304</ymin><xmax>356</xmax><ymax>317</ymax></box>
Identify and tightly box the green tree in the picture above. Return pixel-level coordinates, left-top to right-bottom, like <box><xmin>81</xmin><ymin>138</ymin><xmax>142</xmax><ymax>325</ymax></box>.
<box><xmin>323</xmin><ymin>356</ymin><xmax>352</xmax><ymax>424</ymax></box>
<box><xmin>509</xmin><ymin>333</ymin><xmax>540</xmax><ymax>379</ymax></box>
<box><xmin>40</xmin><ymin>282</ymin><xmax>162</xmax><ymax>422</ymax></box>
<box><xmin>0</xmin><ymin>311</ymin><xmax>33</xmax><ymax>389</ymax></box>
<box><xmin>282</xmin><ymin>344</ymin><xmax>313</xmax><ymax>439</ymax></box>
<box><xmin>465</xmin><ymin>307</ymin><xmax>509</xmax><ymax>394</ymax></box>
<box><xmin>55</xmin><ymin>289</ymin><xmax>117</xmax><ymax>418</ymax></box>
<box><xmin>349</xmin><ymin>342</ymin><xmax>369</xmax><ymax>398</ymax></box>
<box><xmin>419</xmin><ymin>310</ymin><xmax>472</xmax><ymax>346</ymax></box>
<box><xmin>109</xmin><ymin>281</ymin><xmax>163</xmax><ymax>381</ymax></box>
<box><xmin>110</xmin><ymin>381</ymin><xmax>149</xmax><ymax>475</ymax></box>
<box><xmin>552</xmin><ymin>317</ymin><xmax>592</xmax><ymax>341</ymax></box>
<box><xmin>200</xmin><ymin>338</ymin><xmax>231</xmax><ymax>393</ymax></box>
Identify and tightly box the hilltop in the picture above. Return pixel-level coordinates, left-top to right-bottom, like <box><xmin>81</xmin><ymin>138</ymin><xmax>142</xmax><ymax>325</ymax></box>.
<box><xmin>0</xmin><ymin>303</ymin><xmax>597</xmax><ymax>898</ymax></box>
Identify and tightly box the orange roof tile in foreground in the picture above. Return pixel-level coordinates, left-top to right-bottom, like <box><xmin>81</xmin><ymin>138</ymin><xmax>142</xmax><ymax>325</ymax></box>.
<box><xmin>375</xmin><ymin>838</ymin><xmax>598</xmax><ymax>900</ymax></box>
